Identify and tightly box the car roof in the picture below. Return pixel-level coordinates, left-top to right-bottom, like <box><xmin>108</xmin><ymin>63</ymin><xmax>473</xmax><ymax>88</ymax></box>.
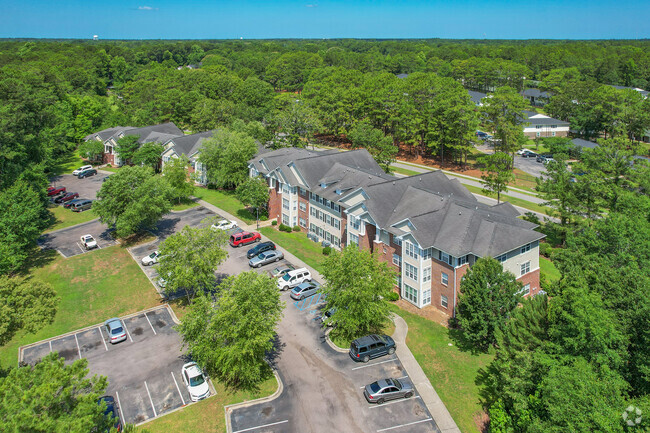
<box><xmin>353</xmin><ymin>334</ymin><xmax>385</xmax><ymax>346</ymax></box>
<box><xmin>183</xmin><ymin>362</ymin><xmax>203</xmax><ymax>377</ymax></box>
<box><xmin>104</xmin><ymin>318</ymin><xmax>122</xmax><ymax>328</ymax></box>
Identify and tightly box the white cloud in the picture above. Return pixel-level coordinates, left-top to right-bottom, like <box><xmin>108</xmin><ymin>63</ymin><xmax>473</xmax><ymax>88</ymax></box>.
<box><xmin>138</xmin><ymin>6</ymin><xmax>158</xmax><ymax>11</ymax></box>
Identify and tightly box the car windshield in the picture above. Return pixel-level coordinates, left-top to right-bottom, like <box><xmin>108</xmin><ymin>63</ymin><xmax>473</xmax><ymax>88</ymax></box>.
<box><xmin>282</xmin><ymin>274</ymin><xmax>291</xmax><ymax>282</ymax></box>
<box><xmin>190</xmin><ymin>374</ymin><xmax>205</xmax><ymax>387</ymax></box>
<box><xmin>149</xmin><ymin>252</ymin><xmax>157</xmax><ymax>259</ymax></box>
<box><xmin>111</xmin><ymin>327</ymin><xmax>123</xmax><ymax>335</ymax></box>
<box><xmin>369</xmin><ymin>382</ymin><xmax>381</xmax><ymax>393</ymax></box>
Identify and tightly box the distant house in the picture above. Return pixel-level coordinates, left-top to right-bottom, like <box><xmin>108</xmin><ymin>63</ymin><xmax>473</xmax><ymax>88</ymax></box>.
<box><xmin>161</xmin><ymin>130</ymin><xmax>219</xmax><ymax>185</ymax></box>
<box><xmin>521</xmin><ymin>88</ymin><xmax>550</xmax><ymax>107</ymax></box>
<box><xmin>86</xmin><ymin>122</ymin><xmax>183</xmax><ymax>166</ymax></box>
<box><xmin>467</xmin><ymin>90</ymin><xmax>487</xmax><ymax>106</ymax></box>
<box><xmin>610</xmin><ymin>85</ymin><xmax>649</xmax><ymax>99</ymax></box>
<box><xmin>522</xmin><ymin>111</ymin><xmax>570</xmax><ymax>139</ymax></box>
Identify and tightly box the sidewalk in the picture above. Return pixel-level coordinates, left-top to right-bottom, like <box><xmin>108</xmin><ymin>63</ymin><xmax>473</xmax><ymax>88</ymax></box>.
<box><xmin>392</xmin><ymin>314</ymin><xmax>462</xmax><ymax>433</ymax></box>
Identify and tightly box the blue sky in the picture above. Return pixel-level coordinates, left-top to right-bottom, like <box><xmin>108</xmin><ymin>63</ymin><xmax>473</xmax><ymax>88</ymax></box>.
<box><xmin>1</xmin><ymin>0</ymin><xmax>648</xmax><ymax>39</ymax></box>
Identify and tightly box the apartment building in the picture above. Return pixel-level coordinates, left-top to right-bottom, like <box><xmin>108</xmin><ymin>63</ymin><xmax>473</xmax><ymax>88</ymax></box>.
<box><xmin>249</xmin><ymin>147</ymin><xmax>544</xmax><ymax>317</ymax></box>
<box><xmin>523</xmin><ymin>111</ymin><xmax>570</xmax><ymax>139</ymax></box>
<box><xmin>160</xmin><ymin>130</ymin><xmax>219</xmax><ymax>185</ymax></box>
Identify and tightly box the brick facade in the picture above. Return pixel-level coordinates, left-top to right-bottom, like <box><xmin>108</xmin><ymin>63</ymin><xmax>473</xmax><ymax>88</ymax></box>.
<box><xmin>516</xmin><ymin>268</ymin><xmax>541</xmax><ymax>297</ymax></box>
<box><xmin>268</xmin><ymin>183</ymin><xmax>282</xmax><ymax>222</ymax></box>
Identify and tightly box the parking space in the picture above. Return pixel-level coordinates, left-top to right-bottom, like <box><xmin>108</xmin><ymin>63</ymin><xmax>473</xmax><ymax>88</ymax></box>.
<box><xmin>514</xmin><ymin>154</ymin><xmax>547</xmax><ymax>178</ymax></box>
<box><xmin>20</xmin><ymin>306</ymin><xmax>208</xmax><ymax>426</ymax></box>
<box><xmin>49</xmin><ymin>171</ymin><xmax>110</xmax><ymax>201</ymax></box>
<box><xmin>38</xmin><ymin>219</ymin><xmax>116</xmax><ymax>257</ymax></box>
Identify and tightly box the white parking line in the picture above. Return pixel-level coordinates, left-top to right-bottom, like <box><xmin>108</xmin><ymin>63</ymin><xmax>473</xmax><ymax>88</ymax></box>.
<box><xmin>144</xmin><ymin>312</ymin><xmax>157</xmax><ymax>335</ymax></box>
<box><xmin>74</xmin><ymin>334</ymin><xmax>82</xmax><ymax>359</ymax></box>
<box><xmin>76</xmin><ymin>242</ymin><xmax>86</xmax><ymax>254</ymax></box>
<box><xmin>49</xmin><ymin>340</ymin><xmax>52</xmax><ymax>352</ymax></box>
<box><xmin>97</xmin><ymin>327</ymin><xmax>108</xmax><ymax>351</ymax></box>
<box><xmin>368</xmin><ymin>395</ymin><xmax>421</xmax><ymax>409</ymax></box>
<box><xmin>232</xmin><ymin>420</ymin><xmax>289</xmax><ymax>433</ymax></box>
<box><xmin>376</xmin><ymin>417</ymin><xmax>432</xmax><ymax>432</ymax></box>
<box><xmin>171</xmin><ymin>372</ymin><xmax>186</xmax><ymax>405</ymax></box>
<box><xmin>115</xmin><ymin>391</ymin><xmax>126</xmax><ymax>426</ymax></box>
<box><xmin>122</xmin><ymin>320</ymin><xmax>134</xmax><ymax>342</ymax></box>
<box><xmin>360</xmin><ymin>375</ymin><xmax>409</xmax><ymax>389</ymax></box>
<box><xmin>351</xmin><ymin>357</ymin><xmax>398</xmax><ymax>371</ymax></box>
<box><xmin>144</xmin><ymin>381</ymin><xmax>158</xmax><ymax>417</ymax></box>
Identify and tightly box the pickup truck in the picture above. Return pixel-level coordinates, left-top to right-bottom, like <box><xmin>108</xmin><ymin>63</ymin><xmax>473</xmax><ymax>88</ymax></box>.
<box><xmin>80</xmin><ymin>234</ymin><xmax>98</xmax><ymax>250</ymax></box>
<box><xmin>47</xmin><ymin>186</ymin><xmax>66</xmax><ymax>196</ymax></box>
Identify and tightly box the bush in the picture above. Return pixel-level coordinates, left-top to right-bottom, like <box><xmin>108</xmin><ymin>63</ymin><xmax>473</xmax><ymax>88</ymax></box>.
<box><xmin>386</xmin><ymin>291</ymin><xmax>399</xmax><ymax>301</ymax></box>
<box><xmin>322</xmin><ymin>246</ymin><xmax>332</xmax><ymax>256</ymax></box>
<box><xmin>293</xmin><ymin>225</ymin><xmax>301</xmax><ymax>232</ymax></box>
<box><xmin>279</xmin><ymin>223</ymin><xmax>292</xmax><ymax>232</ymax></box>
<box><xmin>271</xmin><ymin>220</ymin><xmax>278</xmax><ymax>226</ymax></box>
<box><xmin>539</xmin><ymin>242</ymin><xmax>552</xmax><ymax>257</ymax></box>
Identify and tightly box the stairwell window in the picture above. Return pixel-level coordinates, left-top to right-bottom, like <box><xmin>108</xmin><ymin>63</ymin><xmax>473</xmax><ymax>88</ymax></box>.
<box><xmin>441</xmin><ymin>295</ymin><xmax>448</xmax><ymax>309</ymax></box>
<box><xmin>405</xmin><ymin>242</ymin><xmax>418</xmax><ymax>259</ymax></box>
<box><xmin>392</xmin><ymin>254</ymin><xmax>401</xmax><ymax>267</ymax></box>
<box><xmin>520</xmin><ymin>261</ymin><xmax>531</xmax><ymax>276</ymax></box>
<box><xmin>423</xmin><ymin>267</ymin><xmax>431</xmax><ymax>283</ymax></box>
<box><xmin>350</xmin><ymin>233</ymin><xmax>359</xmax><ymax>247</ymax></box>
<box><xmin>405</xmin><ymin>263</ymin><xmax>418</xmax><ymax>281</ymax></box>
<box><xmin>403</xmin><ymin>284</ymin><xmax>418</xmax><ymax>304</ymax></box>
<box><xmin>441</xmin><ymin>272</ymin><xmax>449</xmax><ymax>286</ymax></box>
<box><xmin>282</xmin><ymin>198</ymin><xmax>289</xmax><ymax>210</ymax></box>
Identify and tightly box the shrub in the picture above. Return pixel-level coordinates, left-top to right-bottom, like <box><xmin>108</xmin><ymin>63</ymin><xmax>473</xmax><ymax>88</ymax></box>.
<box><xmin>322</xmin><ymin>246</ymin><xmax>332</xmax><ymax>256</ymax></box>
<box><xmin>279</xmin><ymin>223</ymin><xmax>292</xmax><ymax>232</ymax></box>
<box><xmin>293</xmin><ymin>225</ymin><xmax>301</xmax><ymax>232</ymax></box>
<box><xmin>271</xmin><ymin>220</ymin><xmax>278</xmax><ymax>226</ymax></box>
<box><xmin>539</xmin><ymin>242</ymin><xmax>552</xmax><ymax>257</ymax></box>
<box><xmin>386</xmin><ymin>291</ymin><xmax>399</xmax><ymax>301</ymax></box>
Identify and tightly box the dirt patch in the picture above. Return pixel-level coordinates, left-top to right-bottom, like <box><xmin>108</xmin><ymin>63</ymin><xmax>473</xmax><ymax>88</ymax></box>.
<box><xmin>394</xmin><ymin>299</ymin><xmax>451</xmax><ymax>328</ymax></box>
<box><xmin>474</xmin><ymin>410</ymin><xmax>490</xmax><ymax>433</ymax></box>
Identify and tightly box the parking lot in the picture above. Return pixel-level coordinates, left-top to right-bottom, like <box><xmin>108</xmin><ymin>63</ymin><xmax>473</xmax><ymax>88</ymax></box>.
<box><xmin>20</xmin><ymin>305</ymin><xmax>212</xmax><ymax>425</ymax></box>
<box><xmin>39</xmin><ymin>219</ymin><xmax>117</xmax><ymax>257</ymax></box>
<box><xmin>49</xmin><ymin>171</ymin><xmax>111</xmax><ymax>201</ymax></box>
<box><xmin>229</xmin><ymin>290</ymin><xmax>438</xmax><ymax>433</ymax></box>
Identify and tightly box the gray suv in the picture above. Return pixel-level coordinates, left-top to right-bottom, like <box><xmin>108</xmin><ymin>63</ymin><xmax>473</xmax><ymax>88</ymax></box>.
<box><xmin>349</xmin><ymin>334</ymin><xmax>396</xmax><ymax>363</ymax></box>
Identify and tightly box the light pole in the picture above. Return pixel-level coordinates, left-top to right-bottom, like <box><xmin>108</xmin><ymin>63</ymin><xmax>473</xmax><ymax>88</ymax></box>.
<box><xmin>256</xmin><ymin>207</ymin><xmax>259</xmax><ymax>230</ymax></box>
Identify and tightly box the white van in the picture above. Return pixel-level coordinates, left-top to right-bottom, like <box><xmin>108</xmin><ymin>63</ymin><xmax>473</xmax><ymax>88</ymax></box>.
<box><xmin>72</xmin><ymin>165</ymin><xmax>92</xmax><ymax>176</ymax></box>
<box><xmin>277</xmin><ymin>267</ymin><xmax>312</xmax><ymax>291</ymax></box>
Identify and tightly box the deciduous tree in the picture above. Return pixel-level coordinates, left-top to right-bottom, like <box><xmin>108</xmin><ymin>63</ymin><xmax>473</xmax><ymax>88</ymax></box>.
<box><xmin>162</xmin><ymin>156</ymin><xmax>194</xmax><ymax>203</ymax></box>
<box><xmin>348</xmin><ymin>119</ymin><xmax>397</xmax><ymax>173</ymax></box>
<box><xmin>114</xmin><ymin>135</ymin><xmax>141</xmax><ymax>165</ymax></box>
<box><xmin>198</xmin><ymin>128</ymin><xmax>258</xmax><ymax>189</ymax></box>
<box><xmin>132</xmin><ymin>142</ymin><xmax>164</xmax><ymax>171</ymax></box>
<box><xmin>236</xmin><ymin>177</ymin><xmax>269</xmax><ymax>220</ymax></box>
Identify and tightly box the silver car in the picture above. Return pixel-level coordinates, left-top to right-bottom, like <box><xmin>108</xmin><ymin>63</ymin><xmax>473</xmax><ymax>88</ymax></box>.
<box><xmin>363</xmin><ymin>378</ymin><xmax>414</xmax><ymax>404</ymax></box>
<box><xmin>104</xmin><ymin>318</ymin><xmax>127</xmax><ymax>344</ymax></box>
<box><xmin>248</xmin><ymin>250</ymin><xmax>284</xmax><ymax>268</ymax></box>
<box><xmin>290</xmin><ymin>281</ymin><xmax>321</xmax><ymax>300</ymax></box>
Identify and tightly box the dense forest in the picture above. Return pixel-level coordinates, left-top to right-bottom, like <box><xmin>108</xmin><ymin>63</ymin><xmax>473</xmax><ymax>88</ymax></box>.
<box><xmin>0</xmin><ymin>39</ymin><xmax>649</xmax><ymax>433</ymax></box>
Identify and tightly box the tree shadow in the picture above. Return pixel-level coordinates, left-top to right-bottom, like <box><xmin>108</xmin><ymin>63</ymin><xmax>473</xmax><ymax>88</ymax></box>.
<box><xmin>447</xmin><ymin>323</ymin><xmax>487</xmax><ymax>355</ymax></box>
<box><xmin>17</xmin><ymin>247</ymin><xmax>58</xmax><ymax>277</ymax></box>
<box><xmin>265</xmin><ymin>333</ymin><xmax>286</xmax><ymax>371</ymax></box>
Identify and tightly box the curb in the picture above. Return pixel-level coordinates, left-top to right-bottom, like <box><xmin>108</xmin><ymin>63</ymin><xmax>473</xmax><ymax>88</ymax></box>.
<box><xmin>224</xmin><ymin>369</ymin><xmax>283</xmax><ymax>433</ymax></box>
<box><xmin>323</xmin><ymin>328</ymin><xmax>348</xmax><ymax>353</ymax></box>
<box><xmin>42</xmin><ymin>217</ymin><xmax>102</xmax><ymax>235</ymax></box>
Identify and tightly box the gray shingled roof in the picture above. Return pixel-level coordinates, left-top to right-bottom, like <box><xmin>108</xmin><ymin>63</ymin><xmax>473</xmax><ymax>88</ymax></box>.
<box><xmin>611</xmin><ymin>85</ymin><xmax>649</xmax><ymax>97</ymax></box>
<box><xmin>522</xmin><ymin>88</ymin><xmax>550</xmax><ymax>99</ymax></box>
<box><xmin>523</xmin><ymin>111</ymin><xmax>569</xmax><ymax>126</ymax></box>
<box><xmin>293</xmin><ymin>149</ymin><xmax>385</xmax><ymax>188</ymax></box>
<box><xmin>118</xmin><ymin>122</ymin><xmax>183</xmax><ymax>144</ymax></box>
<box><xmin>468</xmin><ymin>90</ymin><xmax>487</xmax><ymax>105</ymax></box>
<box><xmin>310</xmin><ymin>162</ymin><xmax>393</xmax><ymax>202</ymax></box>
<box><xmin>167</xmin><ymin>130</ymin><xmax>218</xmax><ymax>158</ymax></box>
<box><xmin>84</xmin><ymin>126</ymin><xmax>133</xmax><ymax>142</ymax></box>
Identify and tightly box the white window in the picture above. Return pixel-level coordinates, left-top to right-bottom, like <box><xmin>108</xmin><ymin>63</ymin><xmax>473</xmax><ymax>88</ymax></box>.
<box><xmin>392</xmin><ymin>254</ymin><xmax>401</xmax><ymax>266</ymax></box>
<box><xmin>423</xmin><ymin>267</ymin><xmax>431</xmax><ymax>282</ymax></box>
<box><xmin>521</xmin><ymin>243</ymin><xmax>531</xmax><ymax>254</ymax></box>
<box><xmin>299</xmin><ymin>217</ymin><xmax>306</xmax><ymax>228</ymax></box>
<box><xmin>333</xmin><ymin>219</ymin><xmax>340</xmax><ymax>230</ymax></box>
<box><xmin>536</xmin><ymin>131</ymin><xmax>541</xmax><ymax>137</ymax></box>
<box><xmin>395</xmin><ymin>276</ymin><xmax>402</xmax><ymax>288</ymax></box>
<box><xmin>282</xmin><ymin>198</ymin><xmax>289</xmax><ymax>210</ymax></box>
<box><xmin>441</xmin><ymin>272</ymin><xmax>449</xmax><ymax>286</ymax></box>
<box><xmin>405</xmin><ymin>242</ymin><xmax>418</xmax><ymax>259</ymax></box>
<box><xmin>270</xmin><ymin>178</ymin><xmax>276</xmax><ymax>188</ymax></box>
<box><xmin>163</xmin><ymin>156</ymin><xmax>170</xmax><ymax>163</ymax></box>
<box><xmin>551</xmin><ymin>131</ymin><xmax>556</xmax><ymax>137</ymax></box>
<box><xmin>299</xmin><ymin>202</ymin><xmax>306</xmax><ymax>212</ymax></box>
<box><xmin>422</xmin><ymin>248</ymin><xmax>432</xmax><ymax>260</ymax></box>
<box><xmin>393</xmin><ymin>236</ymin><xmax>402</xmax><ymax>247</ymax></box>
<box><xmin>439</xmin><ymin>251</ymin><xmax>452</xmax><ymax>265</ymax></box>
<box><xmin>292</xmin><ymin>216</ymin><xmax>297</xmax><ymax>226</ymax></box>
<box><xmin>403</xmin><ymin>284</ymin><xmax>418</xmax><ymax>304</ymax></box>
<box><xmin>441</xmin><ymin>295</ymin><xmax>448</xmax><ymax>309</ymax></box>
<box><xmin>350</xmin><ymin>215</ymin><xmax>361</xmax><ymax>231</ymax></box>
<box><xmin>350</xmin><ymin>233</ymin><xmax>359</xmax><ymax>246</ymax></box>
<box><xmin>282</xmin><ymin>214</ymin><xmax>289</xmax><ymax>225</ymax></box>
<box><xmin>405</xmin><ymin>263</ymin><xmax>418</xmax><ymax>281</ymax></box>
<box><xmin>520</xmin><ymin>261</ymin><xmax>531</xmax><ymax>276</ymax></box>
<box><xmin>282</xmin><ymin>183</ymin><xmax>290</xmax><ymax>194</ymax></box>
<box><xmin>519</xmin><ymin>283</ymin><xmax>531</xmax><ymax>296</ymax></box>
<box><xmin>423</xmin><ymin>288</ymin><xmax>431</xmax><ymax>305</ymax></box>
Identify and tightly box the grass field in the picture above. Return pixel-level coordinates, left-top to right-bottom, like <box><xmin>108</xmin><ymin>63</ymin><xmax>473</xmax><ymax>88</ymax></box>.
<box><xmin>142</xmin><ymin>377</ymin><xmax>278</xmax><ymax>433</ymax></box>
<box><xmin>0</xmin><ymin>247</ymin><xmax>161</xmax><ymax>367</ymax></box>
<box><xmin>194</xmin><ymin>188</ymin><xmax>267</xmax><ymax>225</ymax></box>
<box><xmin>462</xmin><ymin>184</ymin><xmax>550</xmax><ymax>214</ymax></box>
<box><xmin>391</xmin><ymin>166</ymin><xmax>421</xmax><ymax>177</ymax></box>
<box><xmin>329</xmin><ymin>320</ymin><xmax>396</xmax><ymax>349</ymax></box>
<box><xmin>389</xmin><ymin>305</ymin><xmax>492</xmax><ymax>433</ymax></box>
<box><xmin>171</xmin><ymin>198</ymin><xmax>200</xmax><ymax>211</ymax></box>
<box><xmin>45</xmin><ymin>205</ymin><xmax>98</xmax><ymax>232</ymax></box>
<box><xmin>259</xmin><ymin>227</ymin><xmax>326</xmax><ymax>274</ymax></box>
<box><xmin>52</xmin><ymin>151</ymin><xmax>87</xmax><ymax>175</ymax></box>
<box><xmin>540</xmin><ymin>256</ymin><xmax>561</xmax><ymax>282</ymax></box>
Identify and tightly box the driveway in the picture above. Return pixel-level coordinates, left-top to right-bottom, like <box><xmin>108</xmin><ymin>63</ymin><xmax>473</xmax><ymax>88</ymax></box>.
<box><xmin>19</xmin><ymin>306</ymin><xmax>212</xmax><ymax>426</ymax></box>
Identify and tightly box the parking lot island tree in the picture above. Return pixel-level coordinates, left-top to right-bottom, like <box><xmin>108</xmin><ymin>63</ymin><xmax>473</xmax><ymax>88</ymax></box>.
<box><xmin>478</xmin><ymin>151</ymin><xmax>515</xmax><ymax>204</ymax></box>
<box><xmin>0</xmin><ymin>276</ymin><xmax>58</xmax><ymax>346</ymax></box>
<box><xmin>197</xmin><ymin>128</ymin><xmax>258</xmax><ymax>189</ymax></box>
<box><xmin>0</xmin><ymin>352</ymin><xmax>114</xmax><ymax>433</ymax></box>
<box><xmin>456</xmin><ymin>257</ymin><xmax>523</xmax><ymax>351</ymax></box>
<box><xmin>163</xmin><ymin>155</ymin><xmax>194</xmax><ymax>204</ymax></box>
<box><xmin>177</xmin><ymin>271</ymin><xmax>282</xmax><ymax>390</ymax></box>
<box><xmin>94</xmin><ymin>165</ymin><xmax>173</xmax><ymax>239</ymax></box>
<box><xmin>156</xmin><ymin>221</ymin><xmax>229</xmax><ymax>300</ymax></box>
<box><xmin>235</xmin><ymin>176</ymin><xmax>269</xmax><ymax>226</ymax></box>
<box><xmin>319</xmin><ymin>246</ymin><xmax>396</xmax><ymax>344</ymax></box>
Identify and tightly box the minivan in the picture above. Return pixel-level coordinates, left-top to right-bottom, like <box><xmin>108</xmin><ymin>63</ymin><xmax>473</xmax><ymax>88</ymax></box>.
<box><xmin>229</xmin><ymin>231</ymin><xmax>261</xmax><ymax>247</ymax></box>
<box><xmin>71</xmin><ymin>199</ymin><xmax>93</xmax><ymax>212</ymax></box>
<box><xmin>349</xmin><ymin>334</ymin><xmax>396</xmax><ymax>363</ymax></box>
<box><xmin>277</xmin><ymin>267</ymin><xmax>312</xmax><ymax>291</ymax></box>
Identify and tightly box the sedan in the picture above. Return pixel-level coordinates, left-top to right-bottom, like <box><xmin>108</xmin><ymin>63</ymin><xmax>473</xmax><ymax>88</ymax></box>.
<box><xmin>98</xmin><ymin>396</ymin><xmax>122</xmax><ymax>432</ymax></box>
<box><xmin>269</xmin><ymin>264</ymin><xmax>295</xmax><ymax>279</ymax></box>
<box><xmin>521</xmin><ymin>150</ymin><xmax>538</xmax><ymax>158</ymax></box>
<box><xmin>211</xmin><ymin>219</ymin><xmax>237</xmax><ymax>231</ymax></box>
<box><xmin>181</xmin><ymin>362</ymin><xmax>210</xmax><ymax>402</ymax></box>
<box><xmin>290</xmin><ymin>281</ymin><xmax>321</xmax><ymax>300</ymax></box>
<box><xmin>249</xmin><ymin>250</ymin><xmax>284</xmax><ymax>268</ymax></box>
<box><xmin>54</xmin><ymin>192</ymin><xmax>79</xmax><ymax>203</ymax></box>
<box><xmin>104</xmin><ymin>318</ymin><xmax>127</xmax><ymax>344</ymax></box>
<box><xmin>363</xmin><ymin>378</ymin><xmax>414</xmax><ymax>404</ymax></box>
<box><xmin>141</xmin><ymin>251</ymin><xmax>160</xmax><ymax>266</ymax></box>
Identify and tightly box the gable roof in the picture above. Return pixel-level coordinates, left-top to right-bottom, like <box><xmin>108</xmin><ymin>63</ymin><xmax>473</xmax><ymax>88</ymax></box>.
<box><xmin>118</xmin><ymin>122</ymin><xmax>183</xmax><ymax>145</ymax></box>
<box><xmin>292</xmin><ymin>149</ymin><xmax>386</xmax><ymax>189</ymax></box>
<box><xmin>84</xmin><ymin>126</ymin><xmax>133</xmax><ymax>142</ymax></box>
<box><xmin>523</xmin><ymin>111</ymin><xmax>570</xmax><ymax>126</ymax></box>
<box><xmin>610</xmin><ymin>85</ymin><xmax>649</xmax><ymax>97</ymax></box>
<box><xmin>167</xmin><ymin>130</ymin><xmax>218</xmax><ymax>159</ymax></box>
<box><xmin>467</xmin><ymin>90</ymin><xmax>487</xmax><ymax>105</ymax></box>
<box><xmin>522</xmin><ymin>88</ymin><xmax>550</xmax><ymax>99</ymax></box>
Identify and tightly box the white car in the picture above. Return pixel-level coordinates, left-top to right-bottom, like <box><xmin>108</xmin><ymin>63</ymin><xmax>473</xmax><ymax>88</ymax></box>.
<box><xmin>516</xmin><ymin>148</ymin><xmax>532</xmax><ymax>155</ymax></box>
<box><xmin>72</xmin><ymin>165</ymin><xmax>93</xmax><ymax>176</ymax></box>
<box><xmin>211</xmin><ymin>219</ymin><xmax>237</xmax><ymax>231</ymax></box>
<box><xmin>80</xmin><ymin>234</ymin><xmax>97</xmax><ymax>250</ymax></box>
<box><xmin>181</xmin><ymin>362</ymin><xmax>210</xmax><ymax>401</ymax></box>
<box><xmin>141</xmin><ymin>251</ymin><xmax>160</xmax><ymax>266</ymax></box>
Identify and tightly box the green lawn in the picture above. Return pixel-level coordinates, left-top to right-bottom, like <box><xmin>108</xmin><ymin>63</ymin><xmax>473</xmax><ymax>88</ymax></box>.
<box><xmin>193</xmin><ymin>187</ymin><xmax>267</xmax><ymax>225</ymax></box>
<box><xmin>462</xmin><ymin>184</ymin><xmax>550</xmax><ymax>215</ymax></box>
<box><xmin>100</xmin><ymin>165</ymin><xmax>120</xmax><ymax>173</ymax></box>
<box><xmin>259</xmin><ymin>227</ymin><xmax>326</xmax><ymax>274</ymax></box>
<box><xmin>0</xmin><ymin>247</ymin><xmax>161</xmax><ymax>367</ymax></box>
<box><xmin>389</xmin><ymin>304</ymin><xmax>492</xmax><ymax>433</ymax></box>
<box><xmin>391</xmin><ymin>166</ymin><xmax>421</xmax><ymax>176</ymax></box>
<box><xmin>171</xmin><ymin>198</ymin><xmax>200</xmax><ymax>211</ymax></box>
<box><xmin>52</xmin><ymin>151</ymin><xmax>87</xmax><ymax>175</ymax></box>
<box><xmin>142</xmin><ymin>376</ymin><xmax>278</xmax><ymax>433</ymax></box>
<box><xmin>45</xmin><ymin>205</ymin><xmax>98</xmax><ymax>233</ymax></box>
<box><xmin>540</xmin><ymin>256</ymin><xmax>561</xmax><ymax>282</ymax></box>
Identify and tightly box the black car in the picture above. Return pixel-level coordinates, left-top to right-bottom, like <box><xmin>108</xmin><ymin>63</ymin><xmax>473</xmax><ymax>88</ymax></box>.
<box><xmin>78</xmin><ymin>168</ymin><xmax>98</xmax><ymax>178</ymax></box>
<box><xmin>246</xmin><ymin>241</ymin><xmax>276</xmax><ymax>259</ymax></box>
<box><xmin>349</xmin><ymin>334</ymin><xmax>396</xmax><ymax>363</ymax></box>
<box><xmin>98</xmin><ymin>396</ymin><xmax>122</xmax><ymax>432</ymax></box>
<box><xmin>521</xmin><ymin>150</ymin><xmax>538</xmax><ymax>158</ymax></box>
<box><xmin>536</xmin><ymin>154</ymin><xmax>553</xmax><ymax>163</ymax></box>
<box><xmin>63</xmin><ymin>198</ymin><xmax>83</xmax><ymax>209</ymax></box>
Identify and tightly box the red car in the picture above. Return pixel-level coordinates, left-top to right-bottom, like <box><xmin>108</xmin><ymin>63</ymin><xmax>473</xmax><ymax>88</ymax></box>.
<box><xmin>229</xmin><ymin>231</ymin><xmax>261</xmax><ymax>247</ymax></box>
<box><xmin>47</xmin><ymin>186</ymin><xmax>66</xmax><ymax>196</ymax></box>
<box><xmin>54</xmin><ymin>192</ymin><xmax>79</xmax><ymax>203</ymax></box>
